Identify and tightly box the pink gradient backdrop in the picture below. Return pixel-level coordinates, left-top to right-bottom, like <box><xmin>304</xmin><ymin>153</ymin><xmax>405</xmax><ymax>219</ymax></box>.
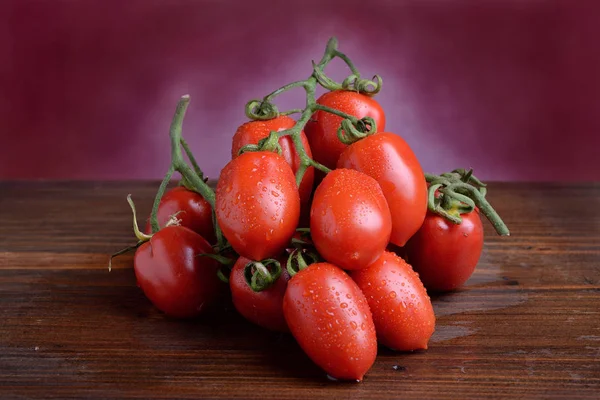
<box><xmin>1</xmin><ymin>0</ymin><xmax>599</xmax><ymax>181</ymax></box>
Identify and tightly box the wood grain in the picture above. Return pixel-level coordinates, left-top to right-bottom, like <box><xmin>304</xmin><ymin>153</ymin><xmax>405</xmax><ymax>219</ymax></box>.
<box><xmin>1</xmin><ymin>181</ymin><xmax>599</xmax><ymax>399</ymax></box>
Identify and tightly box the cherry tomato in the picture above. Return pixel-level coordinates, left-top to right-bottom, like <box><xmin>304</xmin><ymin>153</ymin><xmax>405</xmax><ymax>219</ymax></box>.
<box><xmin>283</xmin><ymin>262</ymin><xmax>377</xmax><ymax>381</ymax></box>
<box><xmin>351</xmin><ymin>251</ymin><xmax>435</xmax><ymax>351</ymax></box>
<box><xmin>404</xmin><ymin>209</ymin><xmax>484</xmax><ymax>292</ymax></box>
<box><xmin>310</xmin><ymin>169</ymin><xmax>392</xmax><ymax>270</ymax></box>
<box><xmin>337</xmin><ymin>132</ymin><xmax>427</xmax><ymax>247</ymax></box>
<box><xmin>144</xmin><ymin>186</ymin><xmax>215</xmax><ymax>243</ymax></box>
<box><xmin>231</xmin><ymin>116</ymin><xmax>314</xmax><ymax>210</ymax></box>
<box><xmin>305</xmin><ymin>90</ymin><xmax>386</xmax><ymax>171</ymax></box>
<box><xmin>229</xmin><ymin>256</ymin><xmax>290</xmax><ymax>332</ymax></box>
<box><xmin>216</xmin><ymin>151</ymin><xmax>300</xmax><ymax>261</ymax></box>
<box><xmin>133</xmin><ymin>226</ymin><xmax>223</xmax><ymax>318</ymax></box>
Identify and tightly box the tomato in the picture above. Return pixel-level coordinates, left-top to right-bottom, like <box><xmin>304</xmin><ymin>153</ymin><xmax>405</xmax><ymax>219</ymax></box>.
<box><xmin>215</xmin><ymin>151</ymin><xmax>300</xmax><ymax>261</ymax></box>
<box><xmin>310</xmin><ymin>168</ymin><xmax>392</xmax><ymax>270</ymax></box>
<box><xmin>337</xmin><ymin>132</ymin><xmax>427</xmax><ymax>247</ymax></box>
<box><xmin>351</xmin><ymin>251</ymin><xmax>435</xmax><ymax>351</ymax></box>
<box><xmin>231</xmin><ymin>115</ymin><xmax>314</xmax><ymax>211</ymax></box>
<box><xmin>305</xmin><ymin>90</ymin><xmax>386</xmax><ymax>171</ymax></box>
<box><xmin>404</xmin><ymin>209</ymin><xmax>484</xmax><ymax>292</ymax></box>
<box><xmin>283</xmin><ymin>262</ymin><xmax>377</xmax><ymax>381</ymax></box>
<box><xmin>133</xmin><ymin>226</ymin><xmax>223</xmax><ymax>318</ymax></box>
<box><xmin>229</xmin><ymin>256</ymin><xmax>290</xmax><ymax>332</ymax></box>
<box><xmin>144</xmin><ymin>186</ymin><xmax>215</xmax><ymax>243</ymax></box>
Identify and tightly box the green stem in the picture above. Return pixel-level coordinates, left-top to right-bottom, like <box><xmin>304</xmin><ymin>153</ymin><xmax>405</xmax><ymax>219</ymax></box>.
<box><xmin>314</xmin><ymin>104</ymin><xmax>359</xmax><ymax>122</ymax></box>
<box><xmin>168</xmin><ymin>96</ymin><xmax>216</xmax><ymax>209</ymax></box>
<box><xmin>150</xmin><ymin>166</ymin><xmax>175</xmax><ymax>233</ymax></box>
<box><xmin>180</xmin><ymin>138</ymin><xmax>204</xmax><ymax>180</ymax></box>
<box><xmin>241</xmin><ymin>37</ymin><xmax>376</xmax><ymax>188</ymax></box>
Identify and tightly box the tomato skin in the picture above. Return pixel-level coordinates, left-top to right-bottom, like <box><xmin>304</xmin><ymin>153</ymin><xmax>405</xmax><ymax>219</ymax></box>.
<box><xmin>404</xmin><ymin>209</ymin><xmax>484</xmax><ymax>292</ymax></box>
<box><xmin>215</xmin><ymin>152</ymin><xmax>300</xmax><ymax>261</ymax></box>
<box><xmin>231</xmin><ymin>116</ymin><xmax>314</xmax><ymax>209</ymax></box>
<box><xmin>305</xmin><ymin>90</ymin><xmax>386</xmax><ymax>171</ymax></box>
<box><xmin>230</xmin><ymin>256</ymin><xmax>290</xmax><ymax>332</ymax></box>
<box><xmin>351</xmin><ymin>251</ymin><xmax>435</xmax><ymax>351</ymax></box>
<box><xmin>144</xmin><ymin>186</ymin><xmax>215</xmax><ymax>243</ymax></box>
<box><xmin>133</xmin><ymin>226</ymin><xmax>223</xmax><ymax>318</ymax></box>
<box><xmin>310</xmin><ymin>169</ymin><xmax>392</xmax><ymax>270</ymax></box>
<box><xmin>283</xmin><ymin>263</ymin><xmax>377</xmax><ymax>381</ymax></box>
<box><xmin>337</xmin><ymin>132</ymin><xmax>427</xmax><ymax>247</ymax></box>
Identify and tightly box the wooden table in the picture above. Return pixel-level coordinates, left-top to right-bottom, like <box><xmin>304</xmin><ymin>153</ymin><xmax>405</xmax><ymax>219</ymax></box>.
<box><xmin>1</xmin><ymin>182</ymin><xmax>599</xmax><ymax>399</ymax></box>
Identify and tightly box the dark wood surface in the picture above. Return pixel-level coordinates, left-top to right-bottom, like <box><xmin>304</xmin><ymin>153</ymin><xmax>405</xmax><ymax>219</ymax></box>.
<box><xmin>1</xmin><ymin>181</ymin><xmax>599</xmax><ymax>399</ymax></box>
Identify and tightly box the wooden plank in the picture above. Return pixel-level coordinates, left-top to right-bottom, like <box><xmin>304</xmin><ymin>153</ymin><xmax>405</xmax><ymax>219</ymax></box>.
<box><xmin>0</xmin><ymin>182</ymin><xmax>599</xmax><ymax>399</ymax></box>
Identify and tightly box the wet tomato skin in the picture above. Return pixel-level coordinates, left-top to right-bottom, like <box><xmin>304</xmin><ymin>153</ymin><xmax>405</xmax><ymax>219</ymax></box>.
<box><xmin>231</xmin><ymin>115</ymin><xmax>314</xmax><ymax>209</ymax></box>
<box><xmin>405</xmin><ymin>209</ymin><xmax>484</xmax><ymax>292</ymax></box>
<box><xmin>310</xmin><ymin>168</ymin><xmax>392</xmax><ymax>270</ymax></box>
<box><xmin>230</xmin><ymin>256</ymin><xmax>290</xmax><ymax>332</ymax></box>
<box><xmin>133</xmin><ymin>226</ymin><xmax>223</xmax><ymax>318</ymax></box>
<box><xmin>351</xmin><ymin>251</ymin><xmax>435</xmax><ymax>351</ymax></box>
<box><xmin>144</xmin><ymin>186</ymin><xmax>215</xmax><ymax>243</ymax></box>
<box><xmin>337</xmin><ymin>132</ymin><xmax>427</xmax><ymax>247</ymax></box>
<box><xmin>215</xmin><ymin>151</ymin><xmax>300</xmax><ymax>261</ymax></box>
<box><xmin>305</xmin><ymin>90</ymin><xmax>386</xmax><ymax>171</ymax></box>
<box><xmin>283</xmin><ymin>262</ymin><xmax>377</xmax><ymax>381</ymax></box>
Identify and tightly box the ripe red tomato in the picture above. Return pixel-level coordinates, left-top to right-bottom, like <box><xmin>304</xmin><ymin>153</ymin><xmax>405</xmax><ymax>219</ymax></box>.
<box><xmin>305</xmin><ymin>90</ymin><xmax>386</xmax><ymax>171</ymax></box>
<box><xmin>144</xmin><ymin>186</ymin><xmax>215</xmax><ymax>243</ymax></box>
<box><xmin>283</xmin><ymin>262</ymin><xmax>377</xmax><ymax>381</ymax></box>
<box><xmin>310</xmin><ymin>169</ymin><xmax>392</xmax><ymax>270</ymax></box>
<box><xmin>404</xmin><ymin>209</ymin><xmax>484</xmax><ymax>292</ymax></box>
<box><xmin>215</xmin><ymin>151</ymin><xmax>300</xmax><ymax>261</ymax></box>
<box><xmin>351</xmin><ymin>251</ymin><xmax>435</xmax><ymax>351</ymax></box>
<box><xmin>133</xmin><ymin>226</ymin><xmax>223</xmax><ymax>318</ymax></box>
<box><xmin>229</xmin><ymin>256</ymin><xmax>290</xmax><ymax>332</ymax></box>
<box><xmin>337</xmin><ymin>132</ymin><xmax>427</xmax><ymax>247</ymax></box>
<box><xmin>231</xmin><ymin>115</ymin><xmax>314</xmax><ymax>210</ymax></box>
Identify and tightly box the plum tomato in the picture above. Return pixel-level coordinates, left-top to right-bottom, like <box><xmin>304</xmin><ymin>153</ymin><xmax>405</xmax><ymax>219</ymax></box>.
<box><xmin>310</xmin><ymin>168</ymin><xmax>392</xmax><ymax>270</ymax></box>
<box><xmin>337</xmin><ymin>132</ymin><xmax>427</xmax><ymax>247</ymax></box>
<box><xmin>305</xmin><ymin>90</ymin><xmax>386</xmax><ymax>171</ymax></box>
<box><xmin>404</xmin><ymin>208</ymin><xmax>484</xmax><ymax>292</ymax></box>
<box><xmin>229</xmin><ymin>256</ymin><xmax>290</xmax><ymax>332</ymax></box>
<box><xmin>231</xmin><ymin>115</ymin><xmax>314</xmax><ymax>209</ymax></box>
<box><xmin>351</xmin><ymin>251</ymin><xmax>435</xmax><ymax>351</ymax></box>
<box><xmin>283</xmin><ymin>262</ymin><xmax>377</xmax><ymax>381</ymax></box>
<box><xmin>133</xmin><ymin>225</ymin><xmax>223</xmax><ymax>318</ymax></box>
<box><xmin>144</xmin><ymin>186</ymin><xmax>215</xmax><ymax>243</ymax></box>
<box><xmin>216</xmin><ymin>151</ymin><xmax>300</xmax><ymax>261</ymax></box>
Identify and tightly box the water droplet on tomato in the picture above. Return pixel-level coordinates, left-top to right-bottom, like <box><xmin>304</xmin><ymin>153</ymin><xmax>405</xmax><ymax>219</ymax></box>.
<box><xmin>340</xmin><ymin>302</ymin><xmax>348</xmax><ymax>309</ymax></box>
<box><xmin>350</xmin><ymin>321</ymin><xmax>357</xmax><ymax>330</ymax></box>
<box><xmin>390</xmin><ymin>291</ymin><xmax>397</xmax><ymax>298</ymax></box>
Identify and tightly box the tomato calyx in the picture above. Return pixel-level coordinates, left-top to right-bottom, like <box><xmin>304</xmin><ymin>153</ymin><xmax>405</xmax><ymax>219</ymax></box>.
<box><xmin>243</xmin><ymin>259</ymin><xmax>283</xmax><ymax>292</ymax></box>
<box><xmin>286</xmin><ymin>248</ymin><xmax>320</xmax><ymax>277</ymax></box>
<box><xmin>425</xmin><ymin>169</ymin><xmax>510</xmax><ymax>236</ymax></box>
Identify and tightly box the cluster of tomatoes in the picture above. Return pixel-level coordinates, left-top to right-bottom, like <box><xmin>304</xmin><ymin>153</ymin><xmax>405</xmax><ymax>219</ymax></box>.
<box><xmin>113</xmin><ymin>38</ymin><xmax>508</xmax><ymax>382</ymax></box>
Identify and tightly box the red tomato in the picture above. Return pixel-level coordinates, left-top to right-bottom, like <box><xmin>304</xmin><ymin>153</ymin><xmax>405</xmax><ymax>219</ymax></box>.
<box><xmin>229</xmin><ymin>256</ymin><xmax>290</xmax><ymax>332</ymax></box>
<box><xmin>310</xmin><ymin>169</ymin><xmax>392</xmax><ymax>270</ymax></box>
<box><xmin>283</xmin><ymin>262</ymin><xmax>377</xmax><ymax>381</ymax></box>
<box><xmin>144</xmin><ymin>186</ymin><xmax>215</xmax><ymax>243</ymax></box>
<box><xmin>351</xmin><ymin>251</ymin><xmax>435</xmax><ymax>351</ymax></box>
<box><xmin>231</xmin><ymin>115</ymin><xmax>314</xmax><ymax>210</ymax></box>
<box><xmin>337</xmin><ymin>132</ymin><xmax>427</xmax><ymax>247</ymax></box>
<box><xmin>133</xmin><ymin>226</ymin><xmax>223</xmax><ymax>318</ymax></box>
<box><xmin>305</xmin><ymin>90</ymin><xmax>386</xmax><ymax>171</ymax></box>
<box><xmin>215</xmin><ymin>151</ymin><xmax>300</xmax><ymax>261</ymax></box>
<box><xmin>404</xmin><ymin>209</ymin><xmax>484</xmax><ymax>292</ymax></box>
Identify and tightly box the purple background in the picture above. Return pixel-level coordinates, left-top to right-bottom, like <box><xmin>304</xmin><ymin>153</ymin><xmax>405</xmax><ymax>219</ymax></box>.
<box><xmin>1</xmin><ymin>0</ymin><xmax>599</xmax><ymax>181</ymax></box>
